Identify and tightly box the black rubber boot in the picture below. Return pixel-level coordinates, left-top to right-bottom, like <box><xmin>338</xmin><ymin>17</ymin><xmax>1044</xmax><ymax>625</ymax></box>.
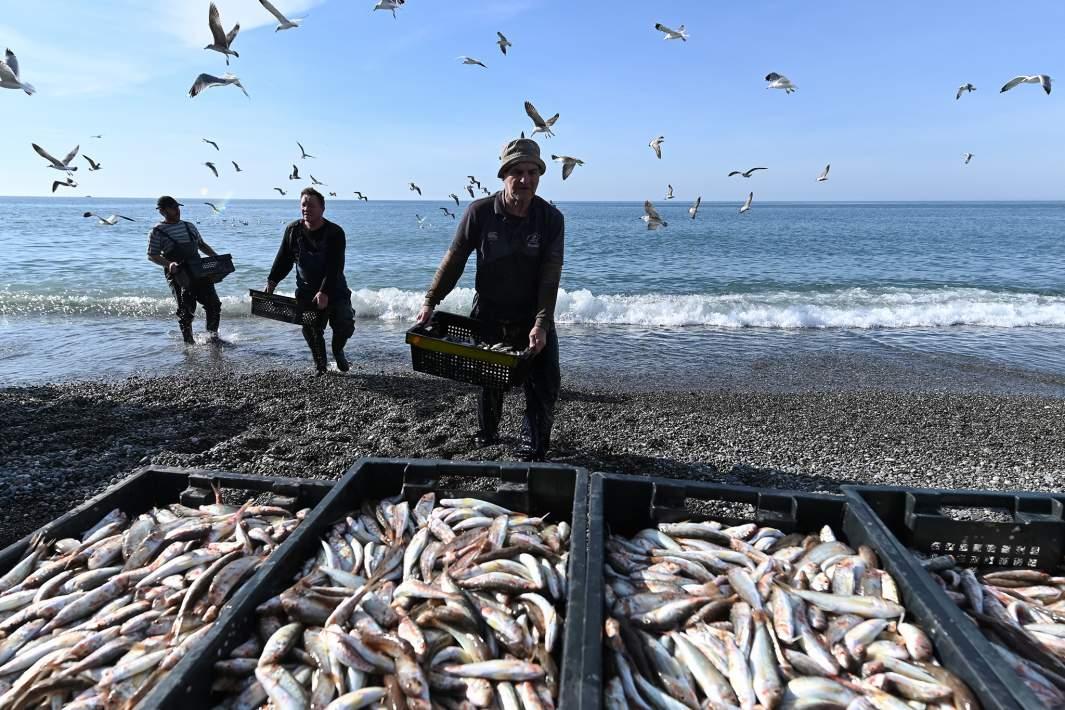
<box><xmin>331</xmin><ymin>334</ymin><xmax>350</xmax><ymax>372</ymax></box>
<box><xmin>179</xmin><ymin>321</ymin><xmax>195</xmax><ymax>345</ymax></box>
<box><xmin>303</xmin><ymin>328</ymin><xmax>328</xmax><ymax>374</ymax></box>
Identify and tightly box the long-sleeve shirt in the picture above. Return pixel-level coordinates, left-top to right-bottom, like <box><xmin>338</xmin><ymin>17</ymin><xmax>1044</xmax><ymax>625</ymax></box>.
<box><xmin>424</xmin><ymin>192</ymin><xmax>564</xmax><ymax>329</ymax></box>
<box><xmin>268</xmin><ymin>219</ymin><xmax>349</xmax><ymax>301</ymax></box>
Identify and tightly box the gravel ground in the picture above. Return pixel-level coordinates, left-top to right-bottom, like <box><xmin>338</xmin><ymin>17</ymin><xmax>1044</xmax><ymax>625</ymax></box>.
<box><xmin>2</xmin><ymin>366</ymin><xmax>1064</xmax><ymax>548</ymax></box>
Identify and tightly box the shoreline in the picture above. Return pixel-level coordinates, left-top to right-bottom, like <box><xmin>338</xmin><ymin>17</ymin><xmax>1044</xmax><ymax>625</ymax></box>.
<box><xmin>2</xmin><ymin>367</ymin><xmax>1063</xmax><ymax>548</ymax></box>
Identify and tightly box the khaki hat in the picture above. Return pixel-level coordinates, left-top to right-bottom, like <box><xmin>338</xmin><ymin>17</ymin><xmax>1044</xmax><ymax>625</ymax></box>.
<box><xmin>497</xmin><ymin>137</ymin><xmax>547</xmax><ymax>178</ymax></box>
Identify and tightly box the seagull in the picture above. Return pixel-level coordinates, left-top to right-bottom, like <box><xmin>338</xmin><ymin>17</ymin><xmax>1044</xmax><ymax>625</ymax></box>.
<box><xmin>0</xmin><ymin>49</ymin><xmax>35</xmax><ymax>95</ymax></box>
<box><xmin>415</xmin><ymin>214</ymin><xmax>431</xmax><ymax>229</ymax></box>
<box><xmin>204</xmin><ymin>162</ymin><xmax>219</xmax><ymax>177</ymax></box>
<box><xmin>353</xmin><ymin>191</ymin><xmax>368</xmax><ymax>201</ymax></box>
<box><xmin>310</xmin><ymin>175</ymin><xmax>326</xmax><ymax>185</ymax></box>
<box><xmin>688</xmin><ymin>196</ymin><xmax>701</xmax><ymax>220</ymax></box>
<box><xmin>439</xmin><ymin>207</ymin><xmax>456</xmax><ymax>218</ymax></box>
<box><xmin>956</xmin><ymin>83</ymin><xmax>976</xmax><ymax>100</ymax></box>
<box><xmin>739</xmin><ymin>192</ymin><xmax>753</xmax><ymax>214</ymax></box>
<box><xmin>232</xmin><ymin>161</ymin><xmax>242</xmax><ymax>172</ymax></box>
<box><xmin>524</xmin><ymin>101</ymin><xmax>558</xmax><ymax>138</ymax></box>
<box><xmin>448</xmin><ymin>193</ymin><xmax>460</xmax><ymax>205</ymax></box>
<box><xmin>1000</xmin><ymin>74</ymin><xmax>1052</xmax><ymax>95</ymax></box>
<box><xmin>328</xmin><ymin>192</ymin><xmax>337</xmax><ymax>197</ymax></box>
<box><xmin>551</xmin><ymin>154</ymin><xmax>583</xmax><ymax>180</ymax></box>
<box><xmin>32</xmin><ymin>143</ymin><xmax>79</xmax><ymax>172</ymax></box>
<box><xmin>467</xmin><ymin>176</ymin><xmax>482</xmax><ymax>189</ymax></box>
<box><xmin>189</xmin><ymin>73</ymin><xmax>248</xmax><ymax>98</ymax></box>
<box><xmin>373</xmin><ymin>0</ymin><xmax>405</xmax><ymax>18</ymax></box>
<box><xmin>205</xmin><ymin>3</ymin><xmax>240</xmax><ymax>65</ymax></box>
<box><xmin>497</xmin><ymin>32</ymin><xmax>512</xmax><ymax>55</ymax></box>
<box><xmin>289</xmin><ymin>164</ymin><xmax>300</xmax><ymax>180</ymax></box>
<box><xmin>649</xmin><ymin>135</ymin><xmax>664</xmax><ymax>159</ymax></box>
<box><xmin>258</xmin><ymin>0</ymin><xmax>301</xmax><ymax>30</ymax></box>
<box><xmin>465</xmin><ymin>185</ymin><xmax>476</xmax><ymax>199</ymax></box>
<box><xmin>665</xmin><ymin>184</ymin><xmax>674</xmax><ymax>200</ymax></box>
<box><xmin>816</xmin><ymin>164</ymin><xmax>830</xmax><ymax>182</ymax></box>
<box><xmin>728</xmin><ymin>167</ymin><xmax>767</xmax><ymax>178</ymax></box>
<box><xmin>204</xmin><ymin>202</ymin><xmax>222</xmax><ymax>213</ymax></box>
<box><xmin>963</xmin><ymin>152</ymin><xmax>974</xmax><ymax>165</ymax></box>
<box><xmin>90</xmin><ymin>135</ymin><xmax>102</xmax><ymax>139</ymax></box>
<box><xmin>409</xmin><ymin>182</ymin><xmax>422</xmax><ymax>196</ymax></box>
<box><xmin>203</xmin><ymin>138</ymin><xmax>220</xmax><ymax>151</ymax></box>
<box><xmin>765</xmin><ymin>72</ymin><xmax>796</xmax><ymax>94</ymax></box>
<box><xmin>83</xmin><ymin>212</ymin><xmax>133</xmax><ymax>225</ymax></box>
<box><xmin>297</xmin><ymin>141</ymin><xmax>315</xmax><ymax>159</ymax></box>
<box><xmin>51</xmin><ymin>177</ymin><xmax>77</xmax><ymax>193</ymax></box>
<box><xmin>83</xmin><ymin>155</ymin><xmax>102</xmax><ymax>171</ymax></box>
<box><xmin>654</xmin><ymin>23</ymin><xmax>688</xmax><ymax>41</ymax></box>
<box><xmin>481</xmin><ymin>187</ymin><xmax>490</xmax><ymax>195</ymax></box>
<box><xmin>458</xmin><ymin>56</ymin><xmax>487</xmax><ymax>68</ymax></box>
<box><xmin>274</xmin><ymin>187</ymin><xmax>287</xmax><ymax>195</ymax></box>
<box><xmin>641</xmin><ymin>201</ymin><xmax>667</xmax><ymax>230</ymax></box>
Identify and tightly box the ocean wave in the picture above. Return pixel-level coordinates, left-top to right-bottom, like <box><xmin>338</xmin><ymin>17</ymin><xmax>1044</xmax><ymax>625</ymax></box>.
<box><xmin>2</xmin><ymin>286</ymin><xmax>1065</xmax><ymax>329</ymax></box>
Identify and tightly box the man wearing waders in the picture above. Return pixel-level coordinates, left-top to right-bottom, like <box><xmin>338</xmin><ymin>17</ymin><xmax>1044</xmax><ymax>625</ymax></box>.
<box><xmin>147</xmin><ymin>196</ymin><xmax>223</xmax><ymax>344</ymax></box>
<box><xmin>266</xmin><ymin>187</ymin><xmax>355</xmax><ymax>375</ymax></box>
<box><xmin>416</xmin><ymin>137</ymin><xmax>564</xmax><ymax>461</ymax></box>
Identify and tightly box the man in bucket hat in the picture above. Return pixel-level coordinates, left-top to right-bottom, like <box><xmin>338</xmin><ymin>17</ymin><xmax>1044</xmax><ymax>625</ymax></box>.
<box><xmin>416</xmin><ymin>137</ymin><xmax>565</xmax><ymax>461</ymax></box>
<box><xmin>146</xmin><ymin>195</ymin><xmax>224</xmax><ymax>344</ymax></box>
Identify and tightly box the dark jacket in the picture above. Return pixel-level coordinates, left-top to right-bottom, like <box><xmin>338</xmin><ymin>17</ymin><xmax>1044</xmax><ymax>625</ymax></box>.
<box><xmin>268</xmin><ymin>219</ymin><xmax>350</xmax><ymax>302</ymax></box>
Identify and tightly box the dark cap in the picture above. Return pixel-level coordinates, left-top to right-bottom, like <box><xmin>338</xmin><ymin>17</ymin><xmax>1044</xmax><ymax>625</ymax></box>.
<box><xmin>156</xmin><ymin>196</ymin><xmax>184</xmax><ymax>209</ymax></box>
<box><xmin>498</xmin><ymin>137</ymin><xmax>547</xmax><ymax>178</ymax></box>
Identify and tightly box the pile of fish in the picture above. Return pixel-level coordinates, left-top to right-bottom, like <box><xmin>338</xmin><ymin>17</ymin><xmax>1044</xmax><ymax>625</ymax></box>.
<box><xmin>0</xmin><ymin>491</ymin><xmax>308</xmax><ymax>709</ymax></box>
<box><xmin>212</xmin><ymin>493</ymin><xmax>570</xmax><ymax>709</ymax></box>
<box><xmin>440</xmin><ymin>334</ymin><xmax>523</xmax><ymax>356</ymax></box>
<box><xmin>602</xmin><ymin>519</ymin><xmax>980</xmax><ymax>710</ymax></box>
<box><xmin>925</xmin><ymin>557</ymin><xmax>1065</xmax><ymax>706</ymax></box>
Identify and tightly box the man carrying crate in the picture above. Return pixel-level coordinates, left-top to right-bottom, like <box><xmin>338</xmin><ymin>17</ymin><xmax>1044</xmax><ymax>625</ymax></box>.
<box><xmin>147</xmin><ymin>196</ymin><xmax>223</xmax><ymax>345</ymax></box>
<box><xmin>265</xmin><ymin>187</ymin><xmax>355</xmax><ymax>375</ymax></box>
<box><xmin>416</xmin><ymin>137</ymin><xmax>564</xmax><ymax>461</ymax></box>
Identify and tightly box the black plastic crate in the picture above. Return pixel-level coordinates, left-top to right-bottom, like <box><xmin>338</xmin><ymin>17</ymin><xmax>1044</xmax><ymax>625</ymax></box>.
<box><xmin>146</xmin><ymin>457</ymin><xmax>590</xmax><ymax>710</ymax></box>
<box><xmin>0</xmin><ymin>466</ymin><xmax>335</xmax><ymax>576</ymax></box>
<box><xmin>185</xmin><ymin>253</ymin><xmax>235</xmax><ymax>283</ymax></box>
<box><xmin>585</xmin><ymin>473</ymin><xmax>1023</xmax><ymax>710</ymax></box>
<box><xmin>406</xmin><ymin>310</ymin><xmax>534</xmax><ymax>389</ymax></box>
<box><xmin>844</xmin><ymin>484</ymin><xmax>1065</xmax><ymax>709</ymax></box>
<box><xmin>249</xmin><ymin>288</ymin><xmax>317</xmax><ymax>326</ymax></box>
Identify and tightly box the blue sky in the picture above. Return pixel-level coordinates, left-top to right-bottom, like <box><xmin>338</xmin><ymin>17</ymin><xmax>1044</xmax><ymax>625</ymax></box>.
<box><xmin>2</xmin><ymin>1</ymin><xmax>1064</xmax><ymax>201</ymax></box>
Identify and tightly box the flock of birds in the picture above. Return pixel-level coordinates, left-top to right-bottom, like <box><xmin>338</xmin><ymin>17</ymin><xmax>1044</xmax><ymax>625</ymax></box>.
<box><xmin>3</xmin><ymin>7</ymin><xmax>1057</xmax><ymax>231</ymax></box>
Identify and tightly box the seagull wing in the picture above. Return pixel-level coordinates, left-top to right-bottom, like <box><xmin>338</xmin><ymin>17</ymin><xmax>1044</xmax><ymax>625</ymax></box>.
<box><xmin>118</xmin><ymin>215</ymin><xmax>135</xmax><ymax>222</ymax></box>
<box><xmin>5</xmin><ymin>49</ymin><xmax>21</xmax><ymax>79</ymax></box>
<box><xmin>1000</xmin><ymin>76</ymin><xmax>1027</xmax><ymax>92</ymax></box>
<box><xmin>544</xmin><ymin>112</ymin><xmax>559</xmax><ymax>127</ymax></box>
<box><xmin>765</xmin><ymin>72</ymin><xmax>783</xmax><ymax>81</ymax></box>
<box><xmin>189</xmin><ymin>73</ymin><xmax>222</xmax><ymax>97</ymax></box>
<box><xmin>1040</xmin><ymin>75</ymin><xmax>1052</xmax><ymax>94</ymax></box>
<box><xmin>205</xmin><ymin>202</ymin><xmax>218</xmax><ymax>211</ymax></box>
<box><xmin>83</xmin><ymin>155</ymin><xmax>98</xmax><ymax>169</ymax></box>
<box><xmin>61</xmin><ymin>145</ymin><xmax>79</xmax><ymax>166</ymax></box>
<box><xmin>746</xmin><ymin>167</ymin><xmax>768</xmax><ymax>176</ymax></box>
<box><xmin>742</xmin><ymin>192</ymin><xmax>753</xmax><ymax>209</ymax></box>
<box><xmin>208</xmin><ymin>3</ymin><xmax>228</xmax><ymax>45</ymax></box>
<box><xmin>689</xmin><ymin>196</ymin><xmax>701</xmax><ymax>217</ymax></box>
<box><xmin>727</xmin><ymin>171</ymin><xmax>741</xmax><ymax>177</ymax></box>
<box><xmin>0</xmin><ymin>58</ymin><xmax>16</xmax><ymax>84</ymax></box>
<box><xmin>655</xmin><ymin>23</ymin><xmax>677</xmax><ymax>35</ymax></box>
<box><xmin>226</xmin><ymin>22</ymin><xmax>241</xmax><ymax>47</ymax></box>
<box><xmin>955</xmin><ymin>85</ymin><xmax>964</xmax><ymax>100</ymax></box>
<box><xmin>32</xmin><ymin>143</ymin><xmax>64</xmax><ymax>168</ymax></box>
<box><xmin>524</xmin><ymin>101</ymin><xmax>547</xmax><ymax>127</ymax></box>
<box><xmin>206</xmin><ymin>162</ymin><xmax>218</xmax><ymax>177</ymax></box>
<box><xmin>232</xmin><ymin>161</ymin><xmax>240</xmax><ymax>171</ymax></box>
<box><xmin>258</xmin><ymin>0</ymin><xmax>291</xmax><ymax>24</ymax></box>
<box><xmin>561</xmin><ymin>160</ymin><xmax>574</xmax><ymax>180</ymax></box>
<box><xmin>644</xmin><ymin>200</ymin><xmax>662</xmax><ymax>221</ymax></box>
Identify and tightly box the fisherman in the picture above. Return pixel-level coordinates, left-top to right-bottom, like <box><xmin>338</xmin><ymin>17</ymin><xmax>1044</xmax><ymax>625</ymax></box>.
<box><xmin>266</xmin><ymin>187</ymin><xmax>355</xmax><ymax>375</ymax></box>
<box><xmin>416</xmin><ymin>137</ymin><xmax>564</xmax><ymax>461</ymax></box>
<box><xmin>146</xmin><ymin>195</ymin><xmax>223</xmax><ymax>344</ymax></box>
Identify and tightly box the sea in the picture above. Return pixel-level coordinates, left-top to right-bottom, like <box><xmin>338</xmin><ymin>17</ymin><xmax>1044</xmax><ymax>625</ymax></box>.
<box><xmin>2</xmin><ymin>197</ymin><xmax>1064</xmax><ymax>392</ymax></box>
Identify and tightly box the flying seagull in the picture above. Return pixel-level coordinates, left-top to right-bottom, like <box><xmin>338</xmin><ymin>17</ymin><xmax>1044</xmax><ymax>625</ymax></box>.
<box><xmin>52</xmin><ymin>177</ymin><xmax>77</xmax><ymax>193</ymax></box>
<box><xmin>310</xmin><ymin>175</ymin><xmax>326</xmax><ymax>185</ymax></box>
<box><xmin>204</xmin><ymin>162</ymin><xmax>219</xmax><ymax>177</ymax></box>
<box><xmin>963</xmin><ymin>152</ymin><xmax>974</xmax><ymax>165</ymax></box>
<box><xmin>409</xmin><ymin>182</ymin><xmax>422</xmax><ymax>196</ymax></box>
<box><xmin>274</xmin><ymin>187</ymin><xmax>287</xmax><ymax>195</ymax></box>
<box><xmin>524</xmin><ymin>101</ymin><xmax>559</xmax><ymax>138</ymax></box>
<box><xmin>258</xmin><ymin>0</ymin><xmax>301</xmax><ymax>30</ymax></box>
<box><xmin>328</xmin><ymin>192</ymin><xmax>337</xmax><ymax>197</ymax></box>
<box><xmin>481</xmin><ymin>187</ymin><xmax>490</xmax><ymax>195</ymax></box>
<box><xmin>665</xmin><ymin>184</ymin><xmax>674</xmax><ymax>200</ymax></box>
<box><xmin>204</xmin><ymin>202</ymin><xmax>222</xmax><ymax>213</ymax></box>
<box><xmin>654</xmin><ymin>23</ymin><xmax>688</xmax><ymax>41</ymax></box>
<box><xmin>642</xmin><ymin>201</ymin><xmax>667</xmax><ymax>230</ymax></box>
<box><xmin>415</xmin><ymin>214</ymin><xmax>430</xmax><ymax>229</ymax></box>
<box><xmin>551</xmin><ymin>155</ymin><xmax>583</xmax><ymax>180</ymax></box>
<box><xmin>728</xmin><ymin>167</ymin><xmax>767</xmax><ymax>178</ymax></box>
<box><xmin>83</xmin><ymin>155</ymin><xmax>102</xmax><ymax>171</ymax></box>
<box><xmin>32</xmin><ymin>143</ymin><xmax>79</xmax><ymax>172</ymax></box>
<box><xmin>83</xmin><ymin>212</ymin><xmax>133</xmax><ymax>225</ymax></box>
<box><xmin>373</xmin><ymin>0</ymin><xmax>405</xmax><ymax>18</ymax></box>
<box><xmin>458</xmin><ymin>56</ymin><xmax>487</xmax><ymax>68</ymax></box>
<box><xmin>297</xmin><ymin>141</ymin><xmax>315</xmax><ymax>159</ymax></box>
<box><xmin>289</xmin><ymin>164</ymin><xmax>300</xmax><ymax>180</ymax></box>
<box><xmin>765</xmin><ymin>72</ymin><xmax>796</xmax><ymax>93</ymax></box>
<box><xmin>1000</xmin><ymin>74</ymin><xmax>1052</xmax><ymax>95</ymax></box>
<box><xmin>649</xmin><ymin>135</ymin><xmax>664</xmax><ymax>159</ymax></box>
<box><xmin>203</xmin><ymin>138</ymin><xmax>220</xmax><ymax>151</ymax></box>
<box><xmin>353</xmin><ymin>191</ymin><xmax>368</xmax><ymax>201</ymax></box>
<box><xmin>468</xmin><ymin>176</ymin><xmax>482</xmax><ymax>189</ymax></box>
<box><xmin>90</xmin><ymin>135</ymin><xmax>102</xmax><ymax>139</ymax></box>
<box><xmin>206</xmin><ymin>3</ymin><xmax>240</xmax><ymax>65</ymax></box>
<box><xmin>688</xmin><ymin>196</ymin><xmax>701</xmax><ymax>220</ymax></box>
<box><xmin>956</xmin><ymin>83</ymin><xmax>976</xmax><ymax>100</ymax></box>
<box><xmin>0</xmin><ymin>49</ymin><xmax>35</xmax><ymax>95</ymax></box>
<box><xmin>189</xmin><ymin>73</ymin><xmax>248</xmax><ymax>98</ymax></box>
<box><xmin>497</xmin><ymin>32</ymin><xmax>512</xmax><ymax>55</ymax></box>
<box><xmin>448</xmin><ymin>193</ymin><xmax>460</xmax><ymax>205</ymax></box>
<box><xmin>232</xmin><ymin>161</ymin><xmax>242</xmax><ymax>172</ymax></box>
<box><xmin>439</xmin><ymin>207</ymin><xmax>456</xmax><ymax>218</ymax></box>
<box><xmin>465</xmin><ymin>185</ymin><xmax>475</xmax><ymax>199</ymax></box>
<box><xmin>816</xmin><ymin>164</ymin><xmax>830</xmax><ymax>182</ymax></box>
<box><xmin>739</xmin><ymin>192</ymin><xmax>753</xmax><ymax>214</ymax></box>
